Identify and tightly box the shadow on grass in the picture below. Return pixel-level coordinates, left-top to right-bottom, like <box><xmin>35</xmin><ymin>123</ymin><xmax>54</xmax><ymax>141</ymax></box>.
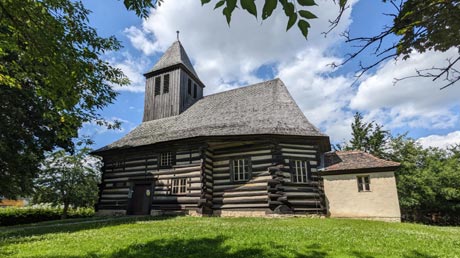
<box><xmin>29</xmin><ymin>236</ymin><xmax>332</xmax><ymax>258</ymax></box>
<box><xmin>0</xmin><ymin>216</ymin><xmax>173</xmax><ymax>246</ymax></box>
<box><xmin>1</xmin><ymin>233</ymin><xmax>442</xmax><ymax>258</ymax></box>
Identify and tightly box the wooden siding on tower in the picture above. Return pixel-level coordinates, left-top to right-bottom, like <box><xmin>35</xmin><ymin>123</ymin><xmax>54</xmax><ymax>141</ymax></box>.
<box><xmin>180</xmin><ymin>69</ymin><xmax>202</xmax><ymax>112</ymax></box>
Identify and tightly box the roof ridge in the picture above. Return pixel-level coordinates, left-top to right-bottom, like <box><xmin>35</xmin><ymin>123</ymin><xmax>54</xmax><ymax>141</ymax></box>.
<box><xmin>202</xmin><ymin>78</ymin><xmax>282</xmax><ymax>98</ymax></box>
<box><xmin>147</xmin><ymin>40</ymin><xmax>198</xmax><ymax>77</ymax></box>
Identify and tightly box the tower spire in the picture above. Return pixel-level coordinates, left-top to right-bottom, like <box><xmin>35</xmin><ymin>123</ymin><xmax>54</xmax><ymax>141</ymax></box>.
<box><xmin>176</xmin><ymin>30</ymin><xmax>180</xmax><ymax>41</ymax></box>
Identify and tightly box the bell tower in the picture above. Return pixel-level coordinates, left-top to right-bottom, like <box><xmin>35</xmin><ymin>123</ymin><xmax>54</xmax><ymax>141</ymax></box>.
<box><xmin>143</xmin><ymin>39</ymin><xmax>205</xmax><ymax>122</ymax></box>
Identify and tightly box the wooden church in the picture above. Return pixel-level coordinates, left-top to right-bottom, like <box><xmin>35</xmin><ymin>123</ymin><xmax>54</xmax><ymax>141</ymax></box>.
<box><xmin>93</xmin><ymin>40</ymin><xmax>401</xmax><ymax>220</ymax></box>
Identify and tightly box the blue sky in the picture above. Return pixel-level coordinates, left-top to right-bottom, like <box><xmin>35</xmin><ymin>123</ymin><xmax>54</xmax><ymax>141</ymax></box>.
<box><xmin>80</xmin><ymin>0</ymin><xmax>460</xmax><ymax>150</ymax></box>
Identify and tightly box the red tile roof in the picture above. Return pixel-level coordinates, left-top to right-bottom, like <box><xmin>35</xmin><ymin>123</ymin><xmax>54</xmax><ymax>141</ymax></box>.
<box><xmin>323</xmin><ymin>151</ymin><xmax>400</xmax><ymax>174</ymax></box>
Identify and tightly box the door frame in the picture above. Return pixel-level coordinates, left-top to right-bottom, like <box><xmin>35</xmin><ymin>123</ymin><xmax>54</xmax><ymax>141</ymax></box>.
<box><xmin>127</xmin><ymin>180</ymin><xmax>154</xmax><ymax>215</ymax></box>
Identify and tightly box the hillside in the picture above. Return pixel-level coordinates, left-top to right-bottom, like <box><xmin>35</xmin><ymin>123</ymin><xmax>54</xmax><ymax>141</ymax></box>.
<box><xmin>1</xmin><ymin>216</ymin><xmax>459</xmax><ymax>258</ymax></box>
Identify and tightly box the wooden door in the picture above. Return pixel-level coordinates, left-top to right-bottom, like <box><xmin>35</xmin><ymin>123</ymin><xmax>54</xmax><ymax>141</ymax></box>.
<box><xmin>130</xmin><ymin>184</ymin><xmax>151</xmax><ymax>215</ymax></box>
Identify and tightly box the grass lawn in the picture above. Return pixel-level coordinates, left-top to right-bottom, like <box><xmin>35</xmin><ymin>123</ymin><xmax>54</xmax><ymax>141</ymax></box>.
<box><xmin>1</xmin><ymin>216</ymin><xmax>459</xmax><ymax>258</ymax></box>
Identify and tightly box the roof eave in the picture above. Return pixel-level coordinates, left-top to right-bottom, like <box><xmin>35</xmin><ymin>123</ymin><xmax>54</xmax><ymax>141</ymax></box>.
<box><xmin>143</xmin><ymin>63</ymin><xmax>205</xmax><ymax>88</ymax></box>
<box><xmin>321</xmin><ymin>165</ymin><xmax>400</xmax><ymax>175</ymax></box>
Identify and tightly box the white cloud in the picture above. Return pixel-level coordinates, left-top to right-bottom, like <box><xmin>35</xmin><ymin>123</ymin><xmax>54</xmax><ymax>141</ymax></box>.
<box><xmin>109</xmin><ymin>52</ymin><xmax>149</xmax><ymax>92</ymax></box>
<box><xmin>80</xmin><ymin>116</ymin><xmax>132</xmax><ymax>137</ymax></box>
<box><xmin>351</xmin><ymin>48</ymin><xmax>460</xmax><ymax>130</ymax></box>
<box><xmin>126</xmin><ymin>0</ymin><xmax>355</xmax><ymax>94</ymax></box>
<box><xmin>418</xmin><ymin>131</ymin><xmax>460</xmax><ymax>149</ymax></box>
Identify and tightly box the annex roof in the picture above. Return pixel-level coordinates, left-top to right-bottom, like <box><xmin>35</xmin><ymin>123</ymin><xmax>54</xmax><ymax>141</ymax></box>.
<box><xmin>145</xmin><ymin>40</ymin><xmax>198</xmax><ymax>78</ymax></box>
<box><xmin>322</xmin><ymin>151</ymin><xmax>400</xmax><ymax>174</ymax></box>
<box><xmin>94</xmin><ymin>78</ymin><xmax>329</xmax><ymax>153</ymax></box>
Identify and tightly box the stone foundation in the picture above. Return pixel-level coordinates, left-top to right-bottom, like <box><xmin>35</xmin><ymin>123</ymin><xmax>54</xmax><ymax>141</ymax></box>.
<box><xmin>96</xmin><ymin>210</ymin><xmax>127</xmax><ymax>216</ymax></box>
<box><xmin>213</xmin><ymin>210</ymin><xmax>268</xmax><ymax>217</ymax></box>
<box><xmin>329</xmin><ymin>216</ymin><xmax>401</xmax><ymax>223</ymax></box>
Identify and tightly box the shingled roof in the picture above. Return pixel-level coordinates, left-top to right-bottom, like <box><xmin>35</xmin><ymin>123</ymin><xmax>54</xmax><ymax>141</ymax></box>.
<box><xmin>146</xmin><ymin>41</ymin><xmax>198</xmax><ymax>77</ymax></box>
<box><xmin>94</xmin><ymin>78</ymin><xmax>329</xmax><ymax>153</ymax></box>
<box><xmin>322</xmin><ymin>151</ymin><xmax>400</xmax><ymax>175</ymax></box>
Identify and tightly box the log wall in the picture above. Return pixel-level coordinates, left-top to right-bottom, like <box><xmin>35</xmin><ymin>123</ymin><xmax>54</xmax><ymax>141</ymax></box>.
<box><xmin>273</xmin><ymin>142</ymin><xmax>325</xmax><ymax>214</ymax></box>
<box><xmin>98</xmin><ymin>151</ymin><xmax>157</xmax><ymax>211</ymax></box>
<box><xmin>210</xmin><ymin>142</ymin><xmax>275</xmax><ymax>212</ymax></box>
<box><xmin>97</xmin><ymin>138</ymin><xmax>326</xmax><ymax>216</ymax></box>
<box><xmin>97</xmin><ymin>147</ymin><xmax>204</xmax><ymax>213</ymax></box>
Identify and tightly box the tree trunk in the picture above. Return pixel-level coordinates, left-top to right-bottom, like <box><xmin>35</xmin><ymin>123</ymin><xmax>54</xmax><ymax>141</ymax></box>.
<box><xmin>62</xmin><ymin>202</ymin><xmax>69</xmax><ymax>219</ymax></box>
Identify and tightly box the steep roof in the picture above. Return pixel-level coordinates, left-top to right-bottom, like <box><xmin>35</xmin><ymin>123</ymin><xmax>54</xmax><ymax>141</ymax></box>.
<box><xmin>322</xmin><ymin>151</ymin><xmax>400</xmax><ymax>174</ymax></box>
<box><xmin>146</xmin><ymin>41</ymin><xmax>198</xmax><ymax>77</ymax></box>
<box><xmin>95</xmin><ymin>78</ymin><xmax>329</xmax><ymax>153</ymax></box>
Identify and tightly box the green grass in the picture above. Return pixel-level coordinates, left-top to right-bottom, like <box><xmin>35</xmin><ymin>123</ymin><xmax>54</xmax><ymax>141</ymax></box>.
<box><xmin>1</xmin><ymin>216</ymin><xmax>459</xmax><ymax>258</ymax></box>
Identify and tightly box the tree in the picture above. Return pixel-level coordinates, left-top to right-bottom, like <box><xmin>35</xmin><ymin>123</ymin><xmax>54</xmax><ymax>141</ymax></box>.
<box><xmin>33</xmin><ymin>148</ymin><xmax>101</xmax><ymax>219</ymax></box>
<box><xmin>339</xmin><ymin>0</ymin><xmax>460</xmax><ymax>89</ymax></box>
<box><xmin>346</xmin><ymin>112</ymin><xmax>388</xmax><ymax>158</ymax></box>
<box><xmin>344</xmin><ymin>116</ymin><xmax>460</xmax><ymax>224</ymax></box>
<box><xmin>0</xmin><ymin>0</ymin><xmax>127</xmax><ymax>197</ymax></box>
<box><xmin>387</xmin><ymin>136</ymin><xmax>460</xmax><ymax>224</ymax></box>
<box><xmin>125</xmin><ymin>0</ymin><xmax>459</xmax><ymax>88</ymax></box>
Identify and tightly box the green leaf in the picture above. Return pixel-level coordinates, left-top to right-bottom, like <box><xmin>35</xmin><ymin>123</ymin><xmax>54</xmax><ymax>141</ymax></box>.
<box><xmin>286</xmin><ymin>13</ymin><xmax>298</xmax><ymax>31</ymax></box>
<box><xmin>240</xmin><ymin>0</ymin><xmax>257</xmax><ymax>18</ymax></box>
<box><xmin>299</xmin><ymin>10</ymin><xmax>317</xmax><ymax>19</ymax></box>
<box><xmin>282</xmin><ymin>1</ymin><xmax>295</xmax><ymax>16</ymax></box>
<box><xmin>262</xmin><ymin>0</ymin><xmax>277</xmax><ymax>20</ymax></box>
<box><xmin>214</xmin><ymin>0</ymin><xmax>225</xmax><ymax>9</ymax></box>
<box><xmin>223</xmin><ymin>0</ymin><xmax>237</xmax><ymax>24</ymax></box>
<box><xmin>201</xmin><ymin>0</ymin><xmax>212</xmax><ymax>5</ymax></box>
<box><xmin>297</xmin><ymin>19</ymin><xmax>310</xmax><ymax>38</ymax></box>
<box><xmin>339</xmin><ymin>0</ymin><xmax>347</xmax><ymax>8</ymax></box>
<box><xmin>297</xmin><ymin>0</ymin><xmax>316</xmax><ymax>6</ymax></box>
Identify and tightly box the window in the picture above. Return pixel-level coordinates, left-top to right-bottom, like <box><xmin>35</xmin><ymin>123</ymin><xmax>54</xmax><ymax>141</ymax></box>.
<box><xmin>292</xmin><ymin>160</ymin><xmax>310</xmax><ymax>183</ymax></box>
<box><xmin>171</xmin><ymin>178</ymin><xmax>188</xmax><ymax>194</ymax></box>
<box><xmin>159</xmin><ymin>152</ymin><xmax>174</xmax><ymax>167</ymax></box>
<box><xmin>154</xmin><ymin>76</ymin><xmax>161</xmax><ymax>96</ymax></box>
<box><xmin>163</xmin><ymin>74</ymin><xmax>170</xmax><ymax>93</ymax></box>
<box><xmin>187</xmin><ymin>79</ymin><xmax>192</xmax><ymax>95</ymax></box>
<box><xmin>193</xmin><ymin>83</ymin><xmax>197</xmax><ymax>98</ymax></box>
<box><xmin>231</xmin><ymin>158</ymin><xmax>251</xmax><ymax>182</ymax></box>
<box><xmin>357</xmin><ymin>175</ymin><xmax>371</xmax><ymax>192</ymax></box>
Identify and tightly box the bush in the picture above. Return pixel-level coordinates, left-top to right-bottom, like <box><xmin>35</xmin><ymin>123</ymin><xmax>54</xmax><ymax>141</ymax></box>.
<box><xmin>0</xmin><ymin>206</ymin><xmax>94</xmax><ymax>226</ymax></box>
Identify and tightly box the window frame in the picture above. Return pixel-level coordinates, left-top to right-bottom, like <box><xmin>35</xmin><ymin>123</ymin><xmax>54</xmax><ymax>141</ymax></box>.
<box><xmin>290</xmin><ymin>159</ymin><xmax>311</xmax><ymax>183</ymax></box>
<box><xmin>230</xmin><ymin>157</ymin><xmax>252</xmax><ymax>183</ymax></box>
<box><xmin>193</xmin><ymin>83</ymin><xmax>197</xmax><ymax>98</ymax></box>
<box><xmin>158</xmin><ymin>151</ymin><xmax>175</xmax><ymax>169</ymax></box>
<box><xmin>170</xmin><ymin>177</ymin><xmax>188</xmax><ymax>195</ymax></box>
<box><xmin>357</xmin><ymin>175</ymin><xmax>371</xmax><ymax>192</ymax></box>
<box><xmin>154</xmin><ymin>76</ymin><xmax>161</xmax><ymax>96</ymax></box>
<box><xmin>187</xmin><ymin>79</ymin><xmax>192</xmax><ymax>95</ymax></box>
<box><xmin>163</xmin><ymin>74</ymin><xmax>170</xmax><ymax>93</ymax></box>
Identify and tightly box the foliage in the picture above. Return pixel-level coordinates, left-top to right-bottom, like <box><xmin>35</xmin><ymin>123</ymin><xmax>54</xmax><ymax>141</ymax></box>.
<box><xmin>32</xmin><ymin>148</ymin><xmax>102</xmax><ymax>219</ymax></box>
<box><xmin>386</xmin><ymin>136</ymin><xmax>460</xmax><ymax>224</ymax></box>
<box><xmin>124</xmin><ymin>0</ymin><xmax>348</xmax><ymax>39</ymax></box>
<box><xmin>0</xmin><ymin>0</ymin><xmax>127</xmax><ymax>198</ymax></box>
<box><xmin>345</xmin><ymin>112</ymin><xmax>389</xmax><ymax>158</ymax></box>
<box><xmin>1</xmin><ymin>217</ymin><xmax>460</xmax><ymax>257</ymax></box>
<box><xmin>343</xmin><ymin>114</ymin><xmax>460</xmax><ymax>224</ymax></box>
<box><xmin>340</xmin><ymin>0</ymin><xmax>460</xmax><ymax>88</ymax></box>
<box><xmin>0</xmin><ymin>206</ymin><xmax>94</xmax><ymax>226</ymax></box>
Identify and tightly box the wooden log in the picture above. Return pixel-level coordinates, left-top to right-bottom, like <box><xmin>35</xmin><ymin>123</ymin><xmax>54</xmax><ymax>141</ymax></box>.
<box><xmin>213</xmin><ymin>183</ymin><xmax>267</xmax><ymax>192</ymax></box>
<box><xmin>213</xmin><ymin>196</ymin><xmax>268</xmax><ymax>204</ymax></box>
<box><xmin>213</xmin><ymin>190</ymin><xmax>267</xmax><ymax>198</ymax></box>
<box><xmin>212</xmin><ymin>203</ymin><xmax>268</xmax><ymax>209</ymax></box>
